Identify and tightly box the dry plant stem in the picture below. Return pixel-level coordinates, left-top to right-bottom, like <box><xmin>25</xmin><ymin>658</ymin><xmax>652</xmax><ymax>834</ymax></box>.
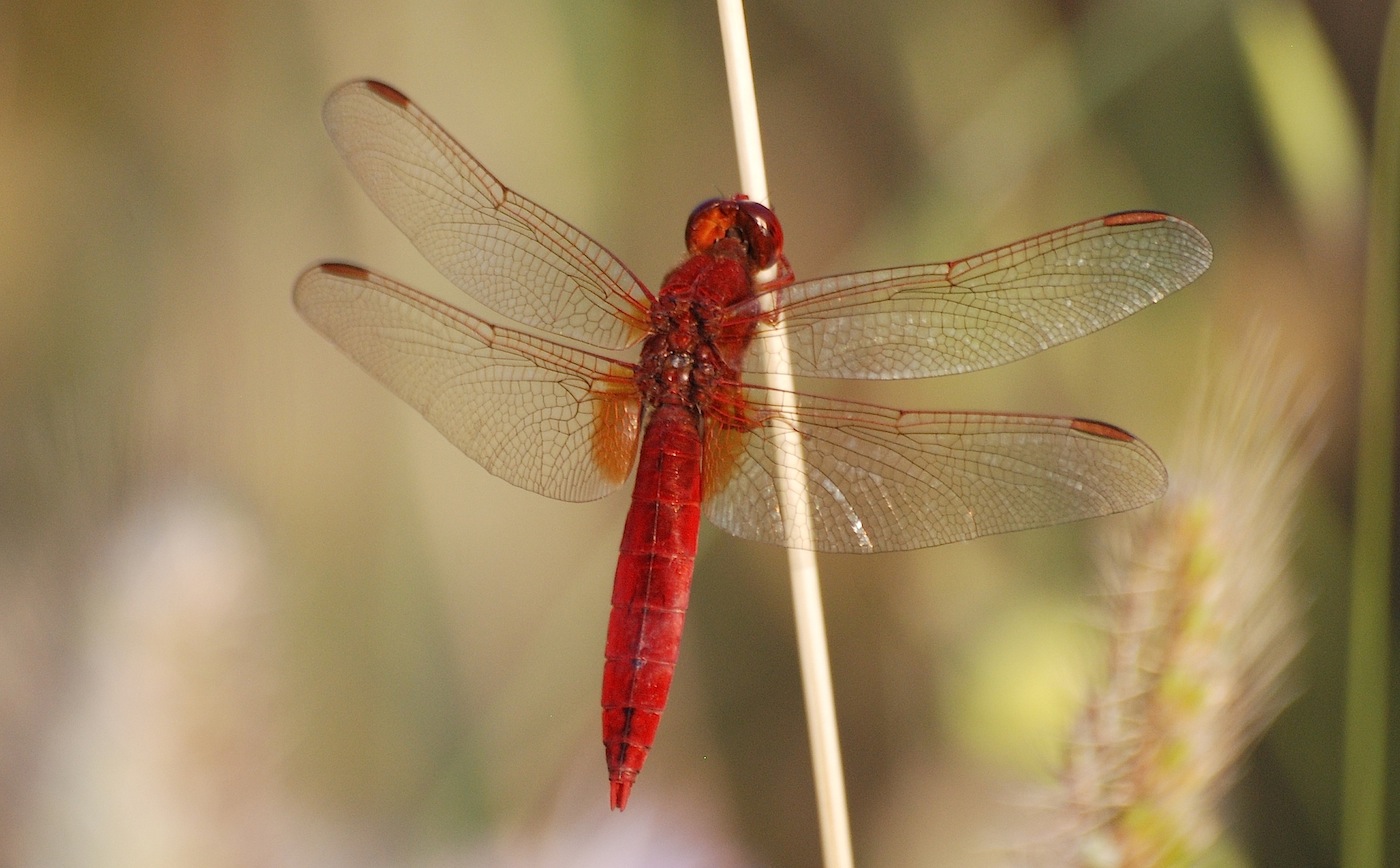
<box><xmin>1342</xmin><ymin>1</ymin><xmax>1400</xmax><ymax>864</ymax></box>
<box><xmin>715</xmin><ymin>3</ymin><xmax>854</xmax><ymax>867</ymax></box>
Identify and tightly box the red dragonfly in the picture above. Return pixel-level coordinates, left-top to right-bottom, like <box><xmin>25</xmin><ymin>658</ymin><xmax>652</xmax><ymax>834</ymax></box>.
<box><xmin>294</xmin><ymin>80</ymin><xmax>1211</xmax><ymax>811</ymax></box>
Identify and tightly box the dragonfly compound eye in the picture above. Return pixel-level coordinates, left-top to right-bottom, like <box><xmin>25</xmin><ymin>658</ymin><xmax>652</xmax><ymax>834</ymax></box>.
<box><xmin>733</xmin><ymin>199</ymin><xmax>784</xmax><ymax>271</ymax></box>
<box><xmin>684</xmin><ymin>197</ymin><xmax>785</xmax><ymax>273</ymax></box>
<box><xmin>684</xmin><ymin>199</ymin><xmax>730</xmax><ymax>256</ymax></box>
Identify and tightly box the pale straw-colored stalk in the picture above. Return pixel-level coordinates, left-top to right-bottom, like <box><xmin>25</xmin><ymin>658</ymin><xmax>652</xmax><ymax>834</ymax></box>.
<box><xmin>1024</xmin><ymin>331</ymin><xmax>1320</xmax><ymax>866</ymax></box>
<box><xmin>714</xmin><ymin>3</ymin><xmax>854</xmax><ymax>867</ymax></box>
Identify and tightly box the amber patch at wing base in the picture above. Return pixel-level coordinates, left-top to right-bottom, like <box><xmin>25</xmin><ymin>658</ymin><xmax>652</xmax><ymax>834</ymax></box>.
<box><xmin>700</xmin><ymin>390</ymin><xmax>757</xmax><ymax>501</ymax></box>
<box><xmin>592</xmin><ymin>385</ymin><xmax>642</xmax><ymax>485</ymax></box>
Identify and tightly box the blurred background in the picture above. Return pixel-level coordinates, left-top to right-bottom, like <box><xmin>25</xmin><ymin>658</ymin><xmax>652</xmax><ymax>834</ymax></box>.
<box><xmin>0</xmin><ymin>0</ymin><xmax>1385</xmax><ymax>865</ymax></box>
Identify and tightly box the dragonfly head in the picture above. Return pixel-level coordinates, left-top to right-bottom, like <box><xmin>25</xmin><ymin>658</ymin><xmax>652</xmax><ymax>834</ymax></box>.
<box><xmin>684</xmin><ymin>196</ymin><xmax>784</xmax><ymax>274</ymax></box>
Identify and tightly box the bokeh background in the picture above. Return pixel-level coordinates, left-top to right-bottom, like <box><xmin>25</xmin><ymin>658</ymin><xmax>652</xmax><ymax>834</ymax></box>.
<box><xmin>1</xmin><ymin>0</ymin><xmax>1387</xmax><ymax>865</ymax></box>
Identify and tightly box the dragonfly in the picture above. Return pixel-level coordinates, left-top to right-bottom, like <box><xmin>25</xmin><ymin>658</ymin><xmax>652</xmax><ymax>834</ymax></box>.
<box><xmin>294</xmin><ymin>80</ymin><xmax>1211</xmax><ymax>811</ymax></box>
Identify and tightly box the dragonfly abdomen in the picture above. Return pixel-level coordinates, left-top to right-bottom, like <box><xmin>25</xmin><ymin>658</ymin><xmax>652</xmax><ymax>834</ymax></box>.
<box><xmin>602</xmin><ymin>403</ymin><xmax>704</xmax><ymax>810</ymax></box>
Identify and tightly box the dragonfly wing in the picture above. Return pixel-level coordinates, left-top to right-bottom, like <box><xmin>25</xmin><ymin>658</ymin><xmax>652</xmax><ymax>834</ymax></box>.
<box><xmin>739</xmin><ymin>212</ymin><xmax>1210</xmax><ymax>379</ymax></box>
<box><xmin>295</xmin><ymin>263</ymin><xmax>641</xmax><ymax>502</ymax></box>
<box><xmin>322</xmin><ymin>80</ymin><xmax>652</xmax><ymax>350</ymax></box>
<box><xmin>702</xmin><ymin>387</ymin><xmax>1166</xmax><ymax>553</ymax></box>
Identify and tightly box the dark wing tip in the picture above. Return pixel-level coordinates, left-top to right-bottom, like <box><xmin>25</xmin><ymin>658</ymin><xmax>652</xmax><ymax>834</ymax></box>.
<box><xmin>1070</xmin><ymin>417</ymin><xmax>1169</xmax><ymax>502</ymax></box>
<box><xmin>1102</xmin><ymin>211</ymin><xmax>1214</xmax><ymax>293</ymax></box>
<box><xmin>1105</xmin><ymin>210</ymin><xmax>1214</xmax><ymax>271</ymax></box>
<box><xmin>317</xmin><ymin>262</ymin><xmax>371</xmax><ymax>280</ymax></box>
<box><xmin>1103</xmin><ymin>210</ymin><xmax>1169</xmax><ymax>226</ymax></box>
<box><xmin>361</xmin><ymin>79</ymin><xmax>411</xmax><ymax>107</ymax></box>
<box><xmin>324</xmin><ymin>79</ymin><xmax>412</xmax><ymax>112</ymax></box>
<box><xmin>292</xmin><ymin>262</ymin><xmax>369</xmax><ymax>317</ymax></box>
<box><xmin>1069</xmin><ymin>417</ymin><xmax>1137</xmax><ymax>442</ymax></box>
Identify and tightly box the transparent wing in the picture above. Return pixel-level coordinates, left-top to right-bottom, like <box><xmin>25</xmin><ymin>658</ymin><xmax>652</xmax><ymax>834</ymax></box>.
<box><xmin>294</xmin><ymin>263</ymin><xmax>642</xmax><ymax>502</ymax></box>
<box><xmin>738</xmin><ymin>212</ymin><xmax>1210</xmax><ymax>379</ymax></box>
<box><xmin>323</xmin><ymin>80</ymin><xmax>652</xmax><ymax>350</ymax></box>
<box><xmin>702</xmin><ymin>387</ymin><xmax>1166</xmax><ymax>553</ymax></box>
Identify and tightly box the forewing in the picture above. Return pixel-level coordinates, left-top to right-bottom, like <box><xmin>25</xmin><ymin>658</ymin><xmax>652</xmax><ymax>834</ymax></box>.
<box><xmin>294</xmin><ymin>263</ymin><xmax>641</xmax><ymax>502</ymax></box>
<box><xmin>323</xmin><ymin>80</ymin><xmax>652</xmax><ymax>350</ymax></box>
<box><xmin>703</xmin><ymin>387</ymin><xmax>1166</xmax><ymax>553</ymax></box>
<box><xmin>739</xmin><ymin>212</ymin><xmax>1211</xmax><ymax>379</ymax></box>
